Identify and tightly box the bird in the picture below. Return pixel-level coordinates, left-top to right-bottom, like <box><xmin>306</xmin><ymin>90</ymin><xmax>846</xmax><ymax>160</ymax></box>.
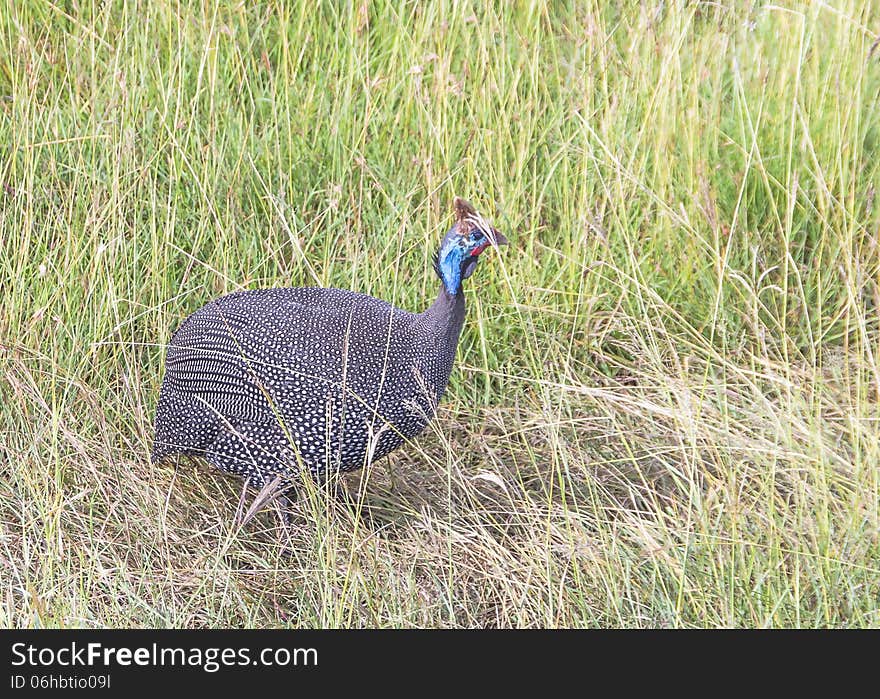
<box><xmin>151</xmin><ymin>196</ymin><xmax>507</xmax><ymax>516</ymax></box>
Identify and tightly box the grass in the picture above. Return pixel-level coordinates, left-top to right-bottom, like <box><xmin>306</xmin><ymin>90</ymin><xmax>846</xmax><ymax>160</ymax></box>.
<box><xmin>1</xmin><ymin>0</ymin><xmax>879</xmax><ymax>628</ymax></box>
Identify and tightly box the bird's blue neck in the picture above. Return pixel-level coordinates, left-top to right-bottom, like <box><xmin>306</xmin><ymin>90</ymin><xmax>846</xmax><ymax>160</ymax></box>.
<box><xmin>438</xmin><ymin>245</ymin><xmax>465</xmax><ymax>295</ymax></box>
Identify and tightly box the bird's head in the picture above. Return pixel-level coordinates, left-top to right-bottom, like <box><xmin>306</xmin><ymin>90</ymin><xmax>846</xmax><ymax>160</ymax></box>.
<box><xmin>434</xmin><ymin>197</ymin><xmax>508</xmax><ymax>295</ymax></box>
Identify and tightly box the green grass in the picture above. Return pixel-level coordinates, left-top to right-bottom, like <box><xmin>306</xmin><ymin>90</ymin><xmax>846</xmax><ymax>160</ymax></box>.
<box><xmin>1</xmin><ymin>0</ymin><xmax>879</xmax><ymax>628</ymax></box>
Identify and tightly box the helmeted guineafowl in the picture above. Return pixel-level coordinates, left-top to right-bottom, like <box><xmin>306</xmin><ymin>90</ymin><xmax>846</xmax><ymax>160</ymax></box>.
<box><xmin>151</xmin><ymin>197</ymin><xmax>507</xmax><ymax>510</ymax></box>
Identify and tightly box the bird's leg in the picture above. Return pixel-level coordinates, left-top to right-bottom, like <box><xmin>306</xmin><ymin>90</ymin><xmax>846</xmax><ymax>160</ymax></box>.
<box><xmin>273</xmin><ymin>485</ymin><xmax>298</xmax><ymax>552</ymax></box>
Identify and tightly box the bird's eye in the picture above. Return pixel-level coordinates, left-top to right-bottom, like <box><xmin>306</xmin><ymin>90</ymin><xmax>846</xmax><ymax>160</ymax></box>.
<box><xmin>473</xmin><ymin>231</ymin><xmax>484</xmax><ymax>241</ymax></box>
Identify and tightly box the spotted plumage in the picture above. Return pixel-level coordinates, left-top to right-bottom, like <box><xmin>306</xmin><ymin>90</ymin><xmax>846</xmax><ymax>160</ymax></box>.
<box><xmin>151</xmin><ymin>197</ymin><xmax>506</xmax><ymax>499</ymax></box>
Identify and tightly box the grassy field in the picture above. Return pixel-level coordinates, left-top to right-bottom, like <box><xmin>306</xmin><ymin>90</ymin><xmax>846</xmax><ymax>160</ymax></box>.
<box><xmin>1</xmin><ymin>0</ymin><xmax>879</xmax><ymax>628</ymax></box>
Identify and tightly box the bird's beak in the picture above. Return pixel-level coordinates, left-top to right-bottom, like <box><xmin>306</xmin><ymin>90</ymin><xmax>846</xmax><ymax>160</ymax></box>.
<box><xmin>489</xmin><ymin>228</ymin><xmax>509</xmax><ymax>247</ymax></box>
